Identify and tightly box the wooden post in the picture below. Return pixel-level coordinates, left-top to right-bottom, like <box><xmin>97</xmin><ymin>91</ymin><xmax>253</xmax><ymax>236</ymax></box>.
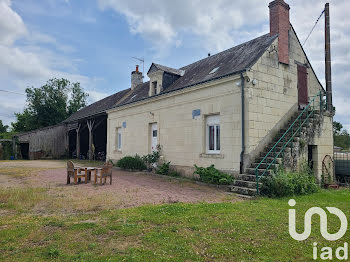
<box><xmin>87</xmin><ymin>120</ymin><xmax>95</xmax><ymax>161</ymax></box>
<box><xmin>76</xmin><ymin>124</ymin><xmax>81</xmax><ymax>159</ymax></box>
<box><xmin>12</xmin><ymin>136</ymin><xmax>17</xmax><ymax>160</ymax></box>
<box><xmin>325</xmin><ymin>3</ymin><xmax>332</xmax><ymax>112</ymax></box>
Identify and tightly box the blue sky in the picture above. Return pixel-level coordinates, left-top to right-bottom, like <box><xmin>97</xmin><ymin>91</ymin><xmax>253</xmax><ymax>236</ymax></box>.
<box><xmin>1</xmin><ymin>0</ymin><xmax>350</xmax><ymax>132</ymax></box>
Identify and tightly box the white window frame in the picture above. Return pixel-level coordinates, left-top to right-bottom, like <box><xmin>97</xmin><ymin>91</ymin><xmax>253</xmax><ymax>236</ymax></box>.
<box><xmin>116</xmin><ymin>127</ymin><xmax>122</xmax><ymax>151</ymax></box>
<box><xmin>206</xmin><ymin>115</ymin><xmax>220</xmax><ymax>154</ymax></box>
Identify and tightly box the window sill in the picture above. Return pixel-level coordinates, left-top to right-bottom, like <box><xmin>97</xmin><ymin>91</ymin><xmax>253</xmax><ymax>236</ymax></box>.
<box><xmin>113</xmin><ymin>150</ymin><xmax>122</xmax><ymax>154</ymax></box>
<box><xmin>199</xmin><ymin>153</ymin><xmax>224</xmax><ymax>159</ymax></box>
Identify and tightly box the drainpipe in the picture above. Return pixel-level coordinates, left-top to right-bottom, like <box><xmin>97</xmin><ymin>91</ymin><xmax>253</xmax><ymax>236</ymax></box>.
<box><xmin>240</xmin><ymin>72</ymin><xmax>246</xmax><ymax>174</ymax></box>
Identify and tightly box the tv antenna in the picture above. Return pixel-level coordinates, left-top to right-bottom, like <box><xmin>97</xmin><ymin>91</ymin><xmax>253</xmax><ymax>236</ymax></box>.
<box><xmin>132</xmin><ymin>57</ymin><xmax>145</xmax><ymax>76</ymax></box>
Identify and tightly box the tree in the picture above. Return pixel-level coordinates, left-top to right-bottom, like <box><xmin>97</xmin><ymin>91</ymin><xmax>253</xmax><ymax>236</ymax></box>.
<box><xmin>333</xmin><ymin>121</ymin><xmax>350</xmax><ymax>149</ymax></box>
<box><xmin>333</xmin><ymin>121</ymin><xmax>343</xmax><ymax>136</ymax></box>
<box><xmin>0</xmin><ymin>120</ymin><xmax>8</xmax><ymax>133</ymax></box>
<box><xmin>68</xmin><ymin>82</ymin><xmax>89</xmax><ymax>115</ymax></box>
<box><xmin>12</xmin><ymin>78</ymin><xmax>89</xmax><ymax>132</ymax></box>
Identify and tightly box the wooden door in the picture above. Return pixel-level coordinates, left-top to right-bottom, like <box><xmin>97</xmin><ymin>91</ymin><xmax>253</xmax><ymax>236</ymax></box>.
<box><xmin>297</xmin><ymin>65</ymin><xmax>308</xmax><ymax>108</ymax></box>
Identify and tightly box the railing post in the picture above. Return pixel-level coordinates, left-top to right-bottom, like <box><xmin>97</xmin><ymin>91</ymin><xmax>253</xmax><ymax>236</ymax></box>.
<box><xmin>256</xmin><ymin>169</ymin><xmax>259</xmax><ymax>194</ymax></box>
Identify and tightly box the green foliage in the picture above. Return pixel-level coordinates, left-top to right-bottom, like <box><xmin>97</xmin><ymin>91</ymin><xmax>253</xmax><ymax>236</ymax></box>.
<box><xmin>68</xmin><ymin>82</ymin><xmax>89</xmax><ymax>115</ymax></box>
<box><xmin>46</xmin><ymin>247</ymin><xmax>60</xmax><ymax>258</ymax></box>
<box><xmin>156</xmin><ymin>162</ymin><xmax>171</xmax><ymax>175</ymax></box>
<box><xmin>333</xmin><ymin>120</ymin><xmax>350</xmax><ymax>149</ymax></box>
<box><xmin>0</xmin><ymin>131</ymin><xmax>15</xmax><ymax>139</ymax></box>
<box><xmin>193</xmin><ymin>164</ymin><xmax>234</xmax><ymax>185</ymax></box>
<box><xmin>299</xmin><ymin>139</ymin><xmax>306</xmax><ymax>150</ymax></box>
<box><xmin>11</xmin><ymin>78</ymin><xmax>89</xmax><ymax>132</ymax></box>
<box><xmin>260</xmin><ymin>165</ymin><xmax>319</xmax><ymax>198</ymax></box>
<box><xmin>0</xmin><ymin>141</ymin><xmax>13</xmax><ymax>160</ymax></box>
<box><xmin>0</xmin><ymin>120</ymin><xmax>8</xmax><ymax>133</ymax></box>
<box><xmin>333</xmin><ymin>121</ymin><xmax>343</xmax><ymax>135</ymax></box>
<box><xmin>116</xmin><ymin>155</ymin><xmax>146</xmax><ymax>171</ymax></box>
<box><xmin>142</xmin><ymin>145</ymin><xmax>161</xmax><ymax>169</ymax></box>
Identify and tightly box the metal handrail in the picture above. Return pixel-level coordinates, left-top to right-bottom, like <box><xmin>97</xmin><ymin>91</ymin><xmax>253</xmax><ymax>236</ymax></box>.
<box><xmin>255</xmin><ymin>90</ymin><xmax>325</xmax><ymax>193</ymax></box>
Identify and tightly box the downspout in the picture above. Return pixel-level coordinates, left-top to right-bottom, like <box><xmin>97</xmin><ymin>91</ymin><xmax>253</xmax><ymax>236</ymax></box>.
<box><xmin>240</xmin><ymin>72</ymin><xmax>246</xmax><ymax>174</ymax></box>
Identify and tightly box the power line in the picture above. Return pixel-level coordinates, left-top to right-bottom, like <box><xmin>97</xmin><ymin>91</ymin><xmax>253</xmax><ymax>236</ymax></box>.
<box><xmin>0</xmin><ymin>89</ymin><xmax>26</xmax><ymax>96</ymax></box>
<box><xmin>303</xmin><ymin>9</ymin><xmax>325</xmax><ymax>47</ymax></box>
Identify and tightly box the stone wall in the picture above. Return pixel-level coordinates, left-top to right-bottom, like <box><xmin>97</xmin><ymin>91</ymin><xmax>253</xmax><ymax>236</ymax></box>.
<box><xmin>17</xmin><ymin>124</ymin><xmax>68</xmax><ymax>160</ymax></box>
<box><xmin>107</xmin><ymin>76</ymin><xmax>243</xmax><ymax>176</ymax></box>
<box><xmin>244</xmin><ymin>28</ymin><xmax>325</xmax><ymax>167</ymax></box>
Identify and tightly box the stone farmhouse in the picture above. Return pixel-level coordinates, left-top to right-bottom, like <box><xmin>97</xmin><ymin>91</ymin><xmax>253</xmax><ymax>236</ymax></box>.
<box><xmin>15</xmin><ymin>0</ymin><xmax>333</xmax><ymax>196</ymax></box>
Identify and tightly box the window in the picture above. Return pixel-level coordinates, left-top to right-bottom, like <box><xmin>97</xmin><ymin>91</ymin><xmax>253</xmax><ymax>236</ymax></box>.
<box><xmin>151</xmin><ymin>81</ymin><xmax>157</xmax><ymax>95</ymax></box>
<box><xmin>117</xmin><ymin>128</ymin><xmax>122</xmax><ymax>151</ymax></box>
<box><xmin>153</xmin><ymin>130</ymin><xmax>157</xmax><ymax>137</ymax></box>
<box><xmin>206</xmin><ymin>115</ymin><xmax>220</xmax><ymax>154</ymax></box>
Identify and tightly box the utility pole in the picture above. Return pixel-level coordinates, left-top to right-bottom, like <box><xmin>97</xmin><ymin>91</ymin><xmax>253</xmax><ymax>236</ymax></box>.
<box><xmin>325</xmin><ymin>3</ymin><xmax>332</xmax><ymax>112</ymax></box>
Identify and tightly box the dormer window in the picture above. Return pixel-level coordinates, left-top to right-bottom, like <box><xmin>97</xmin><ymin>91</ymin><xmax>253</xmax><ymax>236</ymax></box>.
<box><xmin>147</xmin><ymin>63</ymin><xmax>184</xmax><ymax>97</ymax></box>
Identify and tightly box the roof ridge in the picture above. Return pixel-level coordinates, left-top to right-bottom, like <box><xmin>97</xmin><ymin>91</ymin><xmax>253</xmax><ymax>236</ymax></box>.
<box><xmin>179</xmin><ymin>33</ymin><xmax>274</xmax><ymax>70</ymax></box>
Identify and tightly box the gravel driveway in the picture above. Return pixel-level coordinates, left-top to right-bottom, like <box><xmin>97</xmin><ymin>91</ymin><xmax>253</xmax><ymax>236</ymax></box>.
<box><xmin>0</xmin><ymin>160</ymin><xmax>239</xmax><ymax>211</ymax></box>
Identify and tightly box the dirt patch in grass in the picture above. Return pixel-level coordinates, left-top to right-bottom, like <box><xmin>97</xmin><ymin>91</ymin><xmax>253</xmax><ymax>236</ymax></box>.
<box><xmin>0</xmin><ymin>160</ymin><xmax>239</xmax><ymax>215</ymax></box>
<box><xmin>32</xmin><ymin>168</ymin><xmax>238</xmax><ymax>213</ymax></box>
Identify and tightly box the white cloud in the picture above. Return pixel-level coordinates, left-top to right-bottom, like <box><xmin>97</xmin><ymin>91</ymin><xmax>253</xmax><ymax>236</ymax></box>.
<box><xmin>0</xmin><ymin>0</ymin><xmax>105</xmax><ymax>126</ymax></box>
<box><xmin>290</xmin><ymin>0</ymin><xmax>350</xmax><ymax>131</ymax></box>
<box><xmin>97</xmin><ymin>0</ymin><xmax>269</xmax><ymax>52</ymax></box>
<box><xmin>0</xmin><ymin>0</ymin><xmax>27</xmax><ymax>45</ymax></box>
<box><xmin>98</xmin><ymin>0</ymin><xmax>350</xmax><ymax>131</ymax></box>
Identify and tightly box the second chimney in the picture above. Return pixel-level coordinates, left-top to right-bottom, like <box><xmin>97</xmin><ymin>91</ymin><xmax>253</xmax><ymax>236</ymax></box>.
<box><xmin>131</xmin><ymin>65</ymin><xmax>143</xmax><ymax>90</ymax></box>
<box><xmin>269</xmin><ymin>0</ymin><xmax>290</xmax><ymax>65</ymax></box>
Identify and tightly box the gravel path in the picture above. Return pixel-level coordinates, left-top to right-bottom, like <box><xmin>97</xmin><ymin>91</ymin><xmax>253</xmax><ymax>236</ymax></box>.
<box><xmin>0</xmin><ymin>160</ymin><xmax>239</xmax><ymax>210</ymax></box>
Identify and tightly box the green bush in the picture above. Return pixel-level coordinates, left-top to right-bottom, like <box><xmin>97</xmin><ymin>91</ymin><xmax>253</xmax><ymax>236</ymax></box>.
<box><xmin>116</xmin><ymin>155</ymin><xmax>146</xmax><ymax>171</ymax></box>
<box><xmin>193</xmin><ymin>165</ymin><xmax>234</xmax><ymax>185</ymax></box>
<box><xmin>157</xmin><ymin>161</ymin><xmax>171</xmax><ymax>175</ymax></box>
<box><xmin>142</xmin><ymin>145</ymin><xmax>161</xmax><ymax>170</ymax></box>
<box><xmin>260</xmin><ymin>168</ymin><xmax>319</xmax><ymax>198</ymax></box>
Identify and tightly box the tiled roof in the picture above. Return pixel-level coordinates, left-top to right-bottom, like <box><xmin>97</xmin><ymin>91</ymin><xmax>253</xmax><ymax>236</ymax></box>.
<box><xmin>115</xmin><ymin>33</ymin><xmax>278</xmax><ymax>108</ymax></box>
<box><xmin>64</xmin><ymin>88</ymin><xmax>131</xmax><ymax>122</ymax></box>
<box><xmin>65</xmin><ymin>33</ymin><xmax>277</xmax><ymax>122</ymax></box>
<box><xmin>149</xmin><ymin>63</ymin><xmax>185</xmax><ymax>76</ymax></box>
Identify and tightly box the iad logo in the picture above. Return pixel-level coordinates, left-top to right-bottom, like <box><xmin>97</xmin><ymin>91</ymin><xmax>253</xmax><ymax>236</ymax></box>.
<box><xmin>288</xmin><ymin>199</ymin><xmax>348</xmax><ymax>241</ymax></box>
<box><xmin>288</xmin><ymin>199</ymin><xmax>348</xmax><ymax>260</ymax></box>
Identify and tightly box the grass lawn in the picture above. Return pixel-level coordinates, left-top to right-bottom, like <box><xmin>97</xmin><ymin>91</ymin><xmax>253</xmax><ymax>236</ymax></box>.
<box><xmin>0</xmin><ymin>186</ymin><xmax>349</xmax><ymax>261</ymax></box>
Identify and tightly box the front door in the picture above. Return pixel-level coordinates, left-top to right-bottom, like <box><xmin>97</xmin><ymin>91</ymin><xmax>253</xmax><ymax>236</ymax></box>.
<box><xmin>151</xmin><ymin>123</ymin><xmax>158</xmax><ymax>152</ymax></box>
<box><xmin>297</xmin><ymin>65</ymin><xmax>308</xmax><ymax>108</ymax></box>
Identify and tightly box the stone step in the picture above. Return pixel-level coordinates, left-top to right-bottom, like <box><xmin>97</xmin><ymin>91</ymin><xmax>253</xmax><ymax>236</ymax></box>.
<box><xmin>273</xmin><ymin>136</ymin><xmax>299</xmax><ymax>143</ymax></box>
<box><xmin>229</xmin><ymin>185</ymin><xmax>257</xmax><ymax>196</ymax></box>
<box><xmin>246</xmin><ymin>168</ymin><xmax>272</xmax><ymax>176</ymax></box>
<box><xmin>267</xmin><ymin>141</ymin><xmax>298</xmax><ymax>149</ymax></box>
<box><xmin>234</xmin><ymin>179</ymin><xmax>261</xmax><ymax>189</ymax></box>
<box><xmin>278</xmin><ymin>126</ymin><xmax>307</xmax><ymax>135</ymax></box>
<box><xmin>234</xmin><ymin>194</ymin><xmax>254</xmax><ymax>199</ymax></box>
<box><xmin>260</xmin><ymin>148</ymin><xmax>289</xmax><ymax>157</ymax></box>
<box><xmin>234</xmin><ymin>174</ymin><xmax>257</xmax><ymax>182</ymax></box>
<box><xmin>263</xmin><ymin>145</ymin><xmax>291</xmax><ymax>153</ymax></box>
<box><xmin>250</xmin><ymin>162</ymin><xmax>278</xmax><ymax>169</ymax></box>
<box><xmin>254</xmin><ymin>157</ymin><xmax>282</xmax><ymax>164</ymax></box>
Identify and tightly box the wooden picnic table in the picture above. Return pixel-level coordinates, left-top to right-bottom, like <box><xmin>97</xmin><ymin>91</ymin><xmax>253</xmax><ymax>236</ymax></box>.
<box><xmin>73</xmin><ymin>166</ymin><xmax>96</xmax><ymax>183</ymax></box>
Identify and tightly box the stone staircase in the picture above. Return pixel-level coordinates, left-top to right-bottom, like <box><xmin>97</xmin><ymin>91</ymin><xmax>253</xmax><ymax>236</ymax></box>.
<box><xmin>230</xmin><ymin>109</ymin><xmax>321</xmax><ymax>197</ymax></box>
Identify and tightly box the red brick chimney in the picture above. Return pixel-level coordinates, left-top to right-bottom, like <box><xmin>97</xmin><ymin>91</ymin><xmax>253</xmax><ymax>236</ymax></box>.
<box><xmin>269</xmin><ymin>0</ymin><xmax>290</xmax><ymax>65</ymax></box>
